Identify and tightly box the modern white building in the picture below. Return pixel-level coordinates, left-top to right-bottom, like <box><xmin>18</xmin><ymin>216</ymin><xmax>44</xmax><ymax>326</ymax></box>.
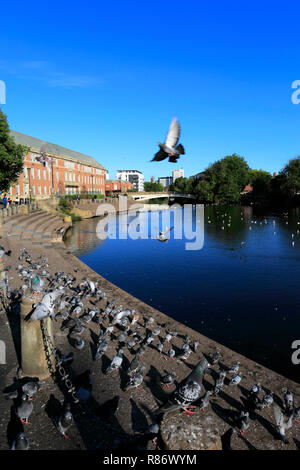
<box><xmin>172</xmin><ymin>169</ymin><xmax>184</xmax><ymax>181</ymax></box>
<box><xmin>158</xmin><ymin>176</ymin><xmax>173</xmax><ymax>189</ymax></box>
<box><xmin>117</xmin><ymin>170</ymin><xmax>144</xmax><ymax>192</ymax></box>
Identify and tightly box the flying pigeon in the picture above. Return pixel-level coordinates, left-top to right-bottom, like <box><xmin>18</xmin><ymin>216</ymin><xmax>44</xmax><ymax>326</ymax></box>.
<box><xmin>151</xmin><ymin>117</ymin><xmax>185</xmax><ymax>163</ymax></box>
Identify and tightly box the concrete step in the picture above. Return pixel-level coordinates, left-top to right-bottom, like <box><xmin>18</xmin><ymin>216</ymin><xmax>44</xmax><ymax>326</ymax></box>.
<box><xmin>28</xmin><ymin>214</ymin><xmax>59</xmax><ymax>236</ymax></box>
<box><xmin>18</xmin><ymin>213</ymin><xmax>55</xmax><ymax>237</ymax></box>
<box><xmin>3</xmin><ymin>211</ymin><xmax>44</xmax><ymax>234</ymax></box>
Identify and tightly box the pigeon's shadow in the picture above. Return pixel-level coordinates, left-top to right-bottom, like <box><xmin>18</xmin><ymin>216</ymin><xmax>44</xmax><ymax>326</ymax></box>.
<box><xmin>237</xmin><ymin>433</ymin><xmax>257</xmax><ymax>450</ymax></box>
<box><xmin>293</xmin><ymin>438</ymin><xmax>300</xmax><ymax>450</ymax></box>
<box><xmin>144</xmin><ymin>365</ymin><xmax>170</xmax><ymax>404</ymax></box>
<box><xmin>130</xmin><ymin>398</ymin><xmax>149</xmax><ymax>433</ymax></box>
<box><xmin>5</xmin><ymin>297</ymin><xmax>22</xmax><ymax>365</ymax></box>
<box><xmin>45</xmin><ymin>393</ymin><xmax>63</xmax><ymax>428</ymax></box>
<box><xmin>6</xmin><ymin>404</ymin><xmax>24</xmax><ymax>448</ymax></box>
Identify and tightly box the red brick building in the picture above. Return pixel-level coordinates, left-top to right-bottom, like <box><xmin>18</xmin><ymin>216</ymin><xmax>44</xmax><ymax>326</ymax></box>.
<box><xmin>105</xmin><ymin>179</ymin><xmax>134</xmax><ymax>194</ymax></box>
<box><xmin>7</xmin><ymin>131</ymin><xmax>106</xmax><ymax>200</ymax></box>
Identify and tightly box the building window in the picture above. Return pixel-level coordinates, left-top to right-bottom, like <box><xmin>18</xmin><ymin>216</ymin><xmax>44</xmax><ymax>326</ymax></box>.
<box><xmin>65</xmin><ymin>172</ymin><xmax>68</xmax><ymax>181</ymax></box>
<box><xmin>24</xmin><ymin>184</ymin><xmax>29</xmax><ymax>195</ymax></box>
<box><xmin>38</xmin><ymin>186</ymin><xmax>41</xmax><ymax>195</ymax></box>
<box><xmin>37</xmin><ymin>169</ymin><xmax>40</xmax><ymax>179</ymax></box>
<box><xmin>56</xmin><ymin>171</ymin><xmax>59</xmax><ymax>180</ymax></box>
<box><xmin>23</xmin><ymin>167</ymin><xmax>27</xmax><ymax>178</ymax></box>
<box><xmin>44</xmin><ymin>186</ymin><xmax>47</xmax><ymax>195</ymax></box>
<box><xmin>31</xmin><ymin>168</ymin><xmax>34</xmax><ymax>178</ymax></box>
<box><xmin>32</xmin><ymin>186</ymin><xmax>35</xmax><ymax>195</ymax></box>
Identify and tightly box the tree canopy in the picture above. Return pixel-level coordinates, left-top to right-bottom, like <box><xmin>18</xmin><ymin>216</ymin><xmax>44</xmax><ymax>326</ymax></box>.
<box><xmin>144</xmin><ymin>181</ymin><xmax>164</xmax><ymax>192</ymax></box>
<box><xmin>0</xmin><ymin>108</ymin><xmax>28</xmax><ymax>193</ymax></box>
<box><xmin>249</xmin><ymin>169</ymin><xmax>272</xmax><ymax>195</ymax></box>
<box><xmin>170</xmin><ymin>154</ymin><xmax>250</xmax><ymax>204</ymax></box>
<box><xmin>280</xmin><ymin>157</ymin><xmax>300</xmax><ymax>196</ymax></box>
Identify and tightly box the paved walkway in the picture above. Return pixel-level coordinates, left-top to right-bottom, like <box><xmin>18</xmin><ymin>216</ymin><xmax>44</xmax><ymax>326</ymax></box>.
<box><xmin>0</xmin><ymin>211</ymin><xmax>299</xmax><ymax>450</ymax></box>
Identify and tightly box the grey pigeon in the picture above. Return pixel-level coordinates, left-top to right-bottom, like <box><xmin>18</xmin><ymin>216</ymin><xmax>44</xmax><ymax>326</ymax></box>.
<box><xmin>95</xmin><ymin>338</ymin><xmax>108</xmax><ymax>360</ymax></box>
<box><xmin>229</xmin><ymin>361</ymin><xmax>240</xmax><ymax>374</ymax></box>
<box><xmin>11</xmin><ymin>432</ymin><xmax>29</xmax><ymax>450</ymax></box>
<box><xmin>160</xmin><ymin>371</ymin><xmax>177</xmax><ymax>389</ymax></box>
<box><xmin>236</xmin><ymin>410</ymin><xmax>250</xmax><ymax>435</ymax></box>
<box><xmin>58</xmin><ymin>403</ymin><xmax>74</xmax><ymax>439</ymax></box>
<box><xmin>273</xmin><ymin>404</ymin><xmax>293</xmax><ymax>444</ymax></box>
<box><xmin>152</xmin><ymin>117</ymin><xmax>185</xmax><ymax>163</ymax></box>
<box><xmin>105</xmin><ymin>349</ymin><xmax>123</xmax><ymax>374</ymax></box>
<box><xmin>284</xmin><ymin>389</ymin><xmax>294</xmax><ymax>412</ymax></box>
<box><xmin>22</xmin><ymin>381</ymin><xmax>44</xmax><ymax>400</ymax></box>
<box><xmin>124</xmin><ymin>366</ymin><xmax>146</xmax><ymax>391</ymax></box>
<box><xmin>16</xmin><ymin>394</ymin><xmax>33</xmax><ymax>424</ymax></box>
<box><xmin>213</xmin><ymin>370</ymin><xmax>226</xmax><ymax>396</ymax></box>
<box><xmin>199</xmin><ymin>391</ymin><xmax>212</xmax><ymax>412</ymax></box>
<box><xmin>258</xmin><ymin>391</ymin><xmax>274</xmax><ymax>410</ymax></box>
<box><xmin>229</xmin><ymin>373</ymin><xmax>242</xmax><ymax>386</ymax></box>
<box><xmin>74</xmin><ymin>336</ymin><xmax>85</xmax><ymax>350</ymax></box>
<box><xmin>155</xmin><ymin>360</ymin><xmax>209</xmax><ymax>417</ymax></box>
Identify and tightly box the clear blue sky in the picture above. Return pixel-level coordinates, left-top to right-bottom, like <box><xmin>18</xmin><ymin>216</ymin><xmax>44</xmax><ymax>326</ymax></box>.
<box><xmin>1</xmin><ymin>1</ymin><xmax>300</xmax><ymax>181</ymax></box>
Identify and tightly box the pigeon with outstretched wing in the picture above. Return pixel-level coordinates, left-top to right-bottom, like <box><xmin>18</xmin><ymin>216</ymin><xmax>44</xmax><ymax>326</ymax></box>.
<box><xmin>152</xmin><ymin>118</ymin><xmax>185</xmax><ymax>163</ymax></box>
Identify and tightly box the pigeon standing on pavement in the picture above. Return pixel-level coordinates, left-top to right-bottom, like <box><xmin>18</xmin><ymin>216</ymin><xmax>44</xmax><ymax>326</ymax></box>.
<box><xmin>16</xmin><ymin>394</ymin><xmax>34</xmax><ymax>424</ymax></box>
<box><xmin>10</xmin><ymin>432</ymin><xmax>29</xmax><ymax>450</ymax></box>
<box><xmin>273</xmin><ymin>404</ymin><xmax>293</xmax><ymax>444</ymax></box>
<box><xmin>155</xmin><ymin>359</ymin><xmax>210</xmax><ymax>417</ymax></box>
<box><xmin>58</xmin><ymin>402</ymin><xmax>74</xmax><ymax>439</ymax></box>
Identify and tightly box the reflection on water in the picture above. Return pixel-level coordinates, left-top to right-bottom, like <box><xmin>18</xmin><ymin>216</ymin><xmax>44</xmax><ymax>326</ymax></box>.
<box><xmin>64</xmin><ymin>206</ymin><xmax>300</xmax><ymax>382</ymax></box>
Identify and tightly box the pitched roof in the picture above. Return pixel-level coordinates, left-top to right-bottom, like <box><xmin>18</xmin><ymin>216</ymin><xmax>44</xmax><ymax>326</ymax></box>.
<box><xmin>10</xmin><ymin>130</ymin><xmax>105</xmax><ymax>170</ymax></box>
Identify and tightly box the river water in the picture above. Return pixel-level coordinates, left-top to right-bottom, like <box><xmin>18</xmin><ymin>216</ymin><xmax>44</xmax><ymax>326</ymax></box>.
<box><xmin>64</xmin><ymin>205</ymin><xmax>300</xmax><ymax>382</ymax></box>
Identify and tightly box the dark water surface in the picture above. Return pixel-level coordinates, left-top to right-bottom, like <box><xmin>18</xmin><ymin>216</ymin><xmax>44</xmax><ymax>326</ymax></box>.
<box><xmin>64</xmin><ymin>205</ymin><xmax>300</xmax><ymax>382</ymax></box>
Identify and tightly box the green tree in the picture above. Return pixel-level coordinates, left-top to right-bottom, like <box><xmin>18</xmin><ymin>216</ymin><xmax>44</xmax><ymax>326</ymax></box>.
<box><xmin>280</xmin><ymin>157</ymin><xmax>300</xmax><ymax>196</ymax></box>
<box><xmin>169</xmin><ymin>177</ymin><xmax>193</xmax><ymax>194</ymax></box>
<box><xmin>249</xmin><ymin>169</ymin><xmax>272</xmax><ymax>195</ymax></box>
<box><xmin>193</xmin><ymin>154</ymin><xmax>250</xmax><ymax>204</ymax></box>
<box><xmin>144</xmin><ymin>181</ymin><xmax>164</xmax><ymax>192</ymax></box>
<box><xmin>0</xmin><ymin>108</ymin><xmax>28</xmax><ymax>192</ymax></box>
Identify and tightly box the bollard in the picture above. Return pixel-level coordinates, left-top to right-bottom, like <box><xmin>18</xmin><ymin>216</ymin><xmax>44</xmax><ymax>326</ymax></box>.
<box><xmin>20</xmin><ymin>294</ymin><xmax>55</xmax><ymax>380</ymax></box>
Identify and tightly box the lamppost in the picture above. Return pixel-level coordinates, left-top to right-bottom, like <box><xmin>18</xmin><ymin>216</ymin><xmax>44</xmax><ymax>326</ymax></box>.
<box><xmin>28</xmin><ymin>165</ymin><xmax>32</xmax><ymax>204</ymax></box>
<box><xmin>91</xmin><ymin>174</ymin><xmax>94</xmax><ymax>195</ymax></box>
<box><xmin>51</xmin><ymin>157</ymin><xmax>54</xmax><ymax>197</ymax></box>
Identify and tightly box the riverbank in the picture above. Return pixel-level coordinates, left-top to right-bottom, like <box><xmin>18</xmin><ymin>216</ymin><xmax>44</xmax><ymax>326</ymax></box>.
<box><xmin>0</xmin><ymin>209</ymin><xmax>299</xmax><ymax>450</ymax></box>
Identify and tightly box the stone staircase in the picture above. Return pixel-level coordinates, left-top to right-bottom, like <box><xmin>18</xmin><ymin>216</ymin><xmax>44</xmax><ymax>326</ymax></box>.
<box><xmin>1</xmin><ymin>210</ymin><xmax>71</xmax><ymax>246</ymax></box>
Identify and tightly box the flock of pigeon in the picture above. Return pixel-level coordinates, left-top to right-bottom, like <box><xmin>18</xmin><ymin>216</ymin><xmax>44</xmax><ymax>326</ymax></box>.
<box><xmin>1</xmin><ymin>246</ymin><xmax>299</xmax><ymax>450</ymax></box>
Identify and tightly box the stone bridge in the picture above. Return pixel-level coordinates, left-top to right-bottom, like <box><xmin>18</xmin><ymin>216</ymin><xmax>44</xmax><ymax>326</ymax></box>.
<box><xmin>129</xmin><ymin>192</ymin><xmax>197</xmax><ymax>201</ymax></box>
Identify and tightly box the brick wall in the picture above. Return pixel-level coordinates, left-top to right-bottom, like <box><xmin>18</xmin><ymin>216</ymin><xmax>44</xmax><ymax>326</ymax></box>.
<box><xmin>7</xmin><ymin>151</ymin><xmax>106</xmax><ymax>200</ymax></box>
